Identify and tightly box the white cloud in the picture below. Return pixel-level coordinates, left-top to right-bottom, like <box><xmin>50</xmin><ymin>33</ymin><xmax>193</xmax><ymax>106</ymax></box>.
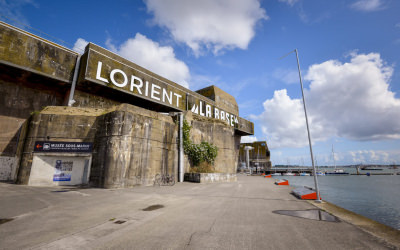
<box><xmin>72</xmin><ymin>38</ymin><xmax>88</xmax><ymax>54</ymax></box>
<box><xmin>255</xmin><ymin>52</ymin><xmax>400</xmax><ymax>149</ymax></box>
<box><xmin>278</xmin><ymin>0</ymin><xmax>299</xmax><ymax>7</ymax></box>
<box><xmin>255</xmin><ymin>89</ymin><xmax>328</xmax><ymax>148</ymax></box>
<box><xmin>107</xmin><ymin>33</ymin><xmax>190</xmax><ymax>88</ymax></box>
<box><xmin>350</xmin><ymin>0</ymin><xmax>386</xmax><ymax>12</ymax></box>
<box><xmin>305</xmin><ymin>52</ymin><xmax>399</xmax><ymax>140</ymax></box>
<box><xmin>144</xmin><ymin>0</ymin><xmax>268</xmax><ymax>56</ymax></box>
<box><xmin>348</xmin><ymin>150</ymin><xmax>394</xmax><ymax>164</ymax></box>
<box><xmin>241</xmin><ymin>136</ymin><xmax>258</xmax><ymax>143</ymax></box>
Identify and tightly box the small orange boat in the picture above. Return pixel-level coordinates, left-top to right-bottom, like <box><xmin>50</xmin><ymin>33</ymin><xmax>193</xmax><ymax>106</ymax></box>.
<box><xmin>274</xmin><ymin>179</ymin><xmax>289</xmax><ymax>185</ymax></box>
<box><xmin>292</xmin><ymin>186</ymin><xmax>320</xmax><ymax>200</ymax></box>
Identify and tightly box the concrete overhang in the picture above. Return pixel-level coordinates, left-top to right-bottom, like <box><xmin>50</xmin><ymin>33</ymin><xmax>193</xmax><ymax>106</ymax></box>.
<box><xmin>0</xmin><ymin>21</ymin><xmax>79</xmax><ymax>84</ymax></box>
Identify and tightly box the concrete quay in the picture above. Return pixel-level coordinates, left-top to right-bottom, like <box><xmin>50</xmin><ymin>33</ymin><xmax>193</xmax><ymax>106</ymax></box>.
<box><xmin>1</xmin><ymin>175</ymin><xmax>399</xmax><ymax>250</ymax></box>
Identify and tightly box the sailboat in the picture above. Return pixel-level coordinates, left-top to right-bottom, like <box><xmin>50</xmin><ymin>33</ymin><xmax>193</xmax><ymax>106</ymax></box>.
<box><xmin>271</xmin><ymin>166</ymin><xmax>281</xmax><ymax>176</ymax></box>
<box><xmin>315</xmin><ymin>157</ymin><xmax>325</xmax><ymax>176</ymax></box>
<box><xmin>283</xmin><ymin>159</ymin><xmax>296</xmax><ymax>176</ymax></box>
<box><xmin>299</xmin><ymin>157</ymin><xmax>310</xmax><ymax>176</ymax></box>
<box><xmin>326</xmin><ymin>145</ymin><xmax>349</xmax><ymax>175</ymax></box>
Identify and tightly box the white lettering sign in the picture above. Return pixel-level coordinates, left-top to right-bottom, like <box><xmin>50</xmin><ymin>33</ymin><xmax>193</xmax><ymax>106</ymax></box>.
<box><xmin>189</xmin><ymin>102</ymin><xmax>238</xmax><ymax>127</ymax></box>
<box><xmin>95</xmin><ymin>60</ymin><xmax>239</xmax><ymax>127</ymax></box>
<box><xmin>95</xmin><ymin>61</ymin><xmax>183</xmax><ymax>108</ymax></box>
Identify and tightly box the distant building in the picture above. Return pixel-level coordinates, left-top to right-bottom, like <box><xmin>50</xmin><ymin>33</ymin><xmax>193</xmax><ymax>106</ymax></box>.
<box><xmin>238</xmin><ymin>141</ymin><xmax>271</xmax><ymax>172</ymax></box>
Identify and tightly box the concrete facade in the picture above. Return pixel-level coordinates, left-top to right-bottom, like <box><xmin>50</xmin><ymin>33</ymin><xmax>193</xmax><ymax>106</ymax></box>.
<box><xmin>239</xmin><ymin>141</ymin><xmax>272</xmax><ymax>172</ymax></box>
<box><xmin>90</xmin><ymin>104</ymin><xmax>179</xmax><ymax>188</ymax></box>
<box><xmin>0</xmin><ymin>21</ymin><xmax>254</xmax><ymax>187</ymax></box>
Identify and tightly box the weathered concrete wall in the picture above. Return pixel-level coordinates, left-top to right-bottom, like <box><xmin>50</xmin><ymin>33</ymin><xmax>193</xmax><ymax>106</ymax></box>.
<box><xmin>195</xmin><ymin>85</ymin><xmax>239</xmax><ymax>116</ymax></box>
<box><xmin>17</xmin><ymin>107</ymin><xmax>102</xmax><ymax>184</ymax></box>
<box><xmin>17</xmin><ymin>105</ymin><xmax>179</xmax><ymax>188</ymax></box>
<box><xmin>184</xmin><ymin>173</ymin><xmax>237</xmax><ymax>183</ymax></box>
<box><xmin>0</xmin><ymin>51</ymin><xmax>72</xmax><ymax>182</ymax></box>
<box><xmin>0</xmin><ymin>21</ymin><xmax>78</xmax><ymax>83</ymax></box>
<box><xmin>17</xmin><ymin>105</ymin><xmax>237</xmax><ymax>187</ymax></box>
<box><xmin>73</xmin><ymin>90</ymin><xmax>120</xmax><ymax>109</ymax></box>
<box><xmin>91</xmin><ymin>104</ymin><xmax>178</xmax><ymax>188</ymax></box>
<box><xmin>0</xmin><ymin>77</ymin><xmax>66</xmax><ymax>164</ymax></box>
<box><xmin>184</xmin><ymin>112</ymin><xmax>241</xmax><ymax>174</ymax></box>
<box><xmin>0</xmin><ymin>22</ymin><xmax>254</xmax><ymax>187</ymax></box>
<box><xmin>0</xmin><ymin>156</ymin><xmax>18</xmax><ymax>181</ymax></box>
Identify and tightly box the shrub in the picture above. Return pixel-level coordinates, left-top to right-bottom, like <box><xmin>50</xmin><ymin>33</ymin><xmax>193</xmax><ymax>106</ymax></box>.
<box><xmin>183</xmin><ymin>119</ymin><xmax>218</xmax><ymax>169</ymax></box>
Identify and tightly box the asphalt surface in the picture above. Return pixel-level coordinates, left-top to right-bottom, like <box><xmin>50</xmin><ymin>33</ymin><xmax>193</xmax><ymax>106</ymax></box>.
<box><xmin>0</xmin><ymin>175</ymin><xmax>397</xmax><ymax>250</ymax></box>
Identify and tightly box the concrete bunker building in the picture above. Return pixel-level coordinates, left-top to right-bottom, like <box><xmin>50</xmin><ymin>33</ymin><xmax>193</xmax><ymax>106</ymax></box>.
<box><xmin>239</xmin><ymin>141</ymin><xmax>272</xmax><ymax>172</ymax></box>
<box><xmin>0</xmin><ymin>22</ymin><xmax>254</xmax><ymax>188</ymax></box>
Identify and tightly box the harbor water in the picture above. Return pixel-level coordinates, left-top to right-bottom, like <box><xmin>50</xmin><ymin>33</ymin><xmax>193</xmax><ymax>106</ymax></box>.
<box><xmin>281</xmin><ymin>171</ymin><xmax>400</xmax><ymax>230</ymax></box>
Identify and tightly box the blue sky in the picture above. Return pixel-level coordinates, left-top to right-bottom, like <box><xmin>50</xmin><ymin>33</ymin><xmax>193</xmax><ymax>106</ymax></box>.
<box><xmin>1</xmin><ymin>0</ymin><xmax>399</xmax><ymax>166</ymax></box>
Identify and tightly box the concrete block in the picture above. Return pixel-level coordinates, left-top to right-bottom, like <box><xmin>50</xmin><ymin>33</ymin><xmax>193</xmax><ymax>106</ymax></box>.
<box><xmin>184</xmin><ymin>173</ymin><xmax>237</xmax><ymax>183</ymax></box>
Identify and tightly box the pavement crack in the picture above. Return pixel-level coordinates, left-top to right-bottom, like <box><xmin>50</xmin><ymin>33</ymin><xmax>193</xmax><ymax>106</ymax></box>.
<box><xmin>185</xmin><ymin>217</ymin><xmax>218</xmax><ymax>249</ymax></box>
<box><xmin>185</xmin><ymin>231</ymin><xmax>197</xmax><ymax>248</ymax></box>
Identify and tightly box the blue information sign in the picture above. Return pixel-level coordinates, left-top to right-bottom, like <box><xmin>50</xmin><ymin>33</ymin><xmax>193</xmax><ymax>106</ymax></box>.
<box><xmin>34</xmin><ymin>141</ymin><xmax>93</xmax><ymax>153</ymax></box>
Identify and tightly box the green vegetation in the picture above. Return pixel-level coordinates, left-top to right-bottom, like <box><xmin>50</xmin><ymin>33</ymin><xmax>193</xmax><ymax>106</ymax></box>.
<box><xmin>183</xmin><ymin>119</ymin><xmax>218</xmax><ymax>172</ymax></box>
<box><xmin>30</xmin><ymin>110</ymin><xmax>41</xmax><ymax>116</ymax></box>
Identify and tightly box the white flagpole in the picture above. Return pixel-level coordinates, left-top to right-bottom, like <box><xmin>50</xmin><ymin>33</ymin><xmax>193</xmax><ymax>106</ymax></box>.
<box><xmin>294</xmin><ymin>49</ymin><xmax>321</xmax><ymax>202</ymax></box>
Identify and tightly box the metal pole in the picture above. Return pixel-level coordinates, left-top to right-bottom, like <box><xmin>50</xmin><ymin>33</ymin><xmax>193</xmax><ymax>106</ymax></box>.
<box><xmin>246</xmin><ymin>149</ymin><xmax>250</xmax><ymax>174</ymax></box>
<box><xmin>67</xmin><ymin>55</ymin><xmax>81</xmax><ymax>106</ymax></box>
<box><xmin>179</xmin><ymin>113</ymin><xmax>184</xmax><ymax>182</ymax></box>
<box><xmin>295</xmin><ymin>49</ymin><xmax>321</xmax><ymax>202</ymax></box>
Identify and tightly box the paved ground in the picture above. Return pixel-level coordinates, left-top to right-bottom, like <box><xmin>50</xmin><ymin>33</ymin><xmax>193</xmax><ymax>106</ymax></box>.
<box><xmin>0</xmin><ymin>175</ymin><xmax>398</xmax><ymax>250</ymax></box>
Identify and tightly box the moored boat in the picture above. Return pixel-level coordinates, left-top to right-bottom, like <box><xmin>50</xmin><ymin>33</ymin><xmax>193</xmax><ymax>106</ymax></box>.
<box><xmin>282</xmin><ymin>172</ymin><xmax>296</xmax><ymax>176</ymax></box>
<box><xmin>292</xmin><ymin>186</ymin><xmax>319</xmax><ymax>200</ymax></box>
<box><xmin>326</xmin><ymin>145</ymin><xmax>349</xmax><ymax>175</ymax></box>
<box><xmin>326</xmin><ymin>168</ymin><xmax>349</xmax><ymax>175</ymax></box>
<box><xmin>275</xmin><ymin>179</ymin><xmax>289</xmax><ymax>185</ymax></box>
